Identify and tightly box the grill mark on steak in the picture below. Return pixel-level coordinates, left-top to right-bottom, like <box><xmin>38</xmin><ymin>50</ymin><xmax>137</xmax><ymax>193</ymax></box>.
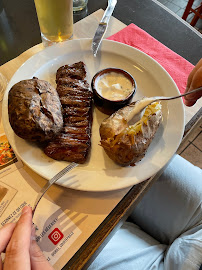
<box><xmin>44</xmin><ymin>61</ymin><xmax>93</xmax><ymax>164</ymax></box>
<box><xmin>64</xmin><ymin>126</ymin><xmax>90</xmax><ymax>134</ymax></box>
<box><xmin>65</xmin><ymin>116</ymin><xmax>89</xmax><ymax>123</ymax></box>
<box><xmin>57</xmin><ymin>86</ymin><xmax>93</xmax><ymax>98</ymax></box>
<box><xmin>57</xmin><ymin>77</ymin><xmax>90</xmax><ymax>89</ymax></box>
<box><xmin>52</xmin><ymin>135</ymin><xmax>89</xmax><ymax>147</ymax></box>
<box><xmin>65</xmin><ymin>120</ymin><xmax>89</xmax><ymax>127</ymax></box>
<box><xmin>60</xmin><ymin>97</ymin><xmax>91</xmax><ymax>107</ymax></box>
<box><xmin>63</xmin><ymin>107</ymin><xmax>90</xmax><ymax>117</ymax></box>
<box><xmin>64</xmin><ymin>133</ymin><xmax>90</xmax><ymax>140</ymax></box>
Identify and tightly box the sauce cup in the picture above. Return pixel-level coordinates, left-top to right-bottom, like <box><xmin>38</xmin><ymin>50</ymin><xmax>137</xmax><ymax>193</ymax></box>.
<box><xmin>91</xmin><ymin>67</ymin><xmax>137</xmax><ymax>115</ymax></box>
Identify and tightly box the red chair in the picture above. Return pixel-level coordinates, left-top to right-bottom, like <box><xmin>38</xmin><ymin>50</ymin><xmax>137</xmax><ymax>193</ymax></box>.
<box><xmin>182</xmin><ymin>0</ymin><xmax>202</xmax><ymax>26</ymax></box>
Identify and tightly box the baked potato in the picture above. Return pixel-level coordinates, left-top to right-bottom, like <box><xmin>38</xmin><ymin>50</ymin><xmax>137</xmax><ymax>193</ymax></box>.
<box><xmin>8</xmin><ymin>77</ymin><xmax>63</xmax><ymax>142</ymax></box>
<box><xmin>100</xmin><ymin>98</ymin><xmax>162</xmax><ymax>166</ymax></box>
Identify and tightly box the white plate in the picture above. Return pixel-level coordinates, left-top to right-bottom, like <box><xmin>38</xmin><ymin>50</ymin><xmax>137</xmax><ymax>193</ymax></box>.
<box><xmin>2</xmin><ymin>39</ymin><xmax>184</xmax><ymax>192</ymax></box>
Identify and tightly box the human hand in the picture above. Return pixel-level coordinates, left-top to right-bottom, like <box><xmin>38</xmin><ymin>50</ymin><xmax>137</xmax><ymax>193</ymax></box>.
<box><xmin>0</xmin><ymin>206</ymin><xmax>53</xmax><ymax>270</ymax></box>
<box><xmin>184</xmin><ymin>58</ymin><xmax>202</xmax><ymax>106</ymax></box>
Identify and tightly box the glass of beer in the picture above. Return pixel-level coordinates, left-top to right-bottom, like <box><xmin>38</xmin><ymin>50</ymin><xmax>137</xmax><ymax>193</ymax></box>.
<box><xmin>34</xmin><ymin>0</ymin><xmax>73</xmax><ymax>47</ymax></box>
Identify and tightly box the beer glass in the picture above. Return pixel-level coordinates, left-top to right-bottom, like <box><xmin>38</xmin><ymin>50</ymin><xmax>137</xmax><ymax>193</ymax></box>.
<box><xmin>34</xmin><ymin>0</ymin><xmax>73</xmax><ymax>46</ymax></box>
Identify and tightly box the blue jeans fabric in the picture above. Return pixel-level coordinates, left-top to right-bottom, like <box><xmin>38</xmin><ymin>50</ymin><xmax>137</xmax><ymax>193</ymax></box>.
<box><xmin>88</xmin><ymin>155</ymin><xmax>202</xmax><ymax>270</ymax></box>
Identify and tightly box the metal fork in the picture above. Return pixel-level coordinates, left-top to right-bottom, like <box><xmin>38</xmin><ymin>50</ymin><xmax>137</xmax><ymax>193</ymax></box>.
<box><xmin>130</xmin><ymin>87</ymin><xmax>202</xmax><ymax>108</ymax></box>
<box><xmin>127</xmin><ymin>87</ymin><xmax>202</xmax><ymax>123</ymax></box>
<box><xmin>145</xmin><ymin>87</ymin><xmax>202</xmax><ymax>103</ymax></box>
<box><xmin>32</xmin><ymin>162</ymin><xmax>78</xmax><ymax>217</ymax></box>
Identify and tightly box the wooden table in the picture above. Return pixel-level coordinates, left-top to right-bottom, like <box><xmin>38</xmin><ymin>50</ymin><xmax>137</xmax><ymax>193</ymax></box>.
<box><xmin>0</xmin><ymin>2</ymin><xmax>201</xmax><ymax>270</ymax></box>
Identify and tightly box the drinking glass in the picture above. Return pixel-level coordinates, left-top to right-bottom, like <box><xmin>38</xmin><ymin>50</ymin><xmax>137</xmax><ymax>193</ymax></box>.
<box><xmin>73</xmin><ymin>0</ymin><xmax>88</xmax><ymax>12</ymax></box>
<box><xmin>34</xmin><ymin>0</ymin><xmax>73</xmax><ymax>47</ymax></box>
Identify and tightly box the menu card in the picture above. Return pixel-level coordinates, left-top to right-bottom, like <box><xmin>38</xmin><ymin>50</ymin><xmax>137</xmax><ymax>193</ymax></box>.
<box><xmin>0</xmin><ymin>133</ymin><xmax>81</xmax><ymax>267</ymax></box>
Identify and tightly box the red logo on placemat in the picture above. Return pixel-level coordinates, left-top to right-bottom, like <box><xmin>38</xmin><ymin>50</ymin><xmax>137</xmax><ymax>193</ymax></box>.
<box><xmin>48</xmin><ymin>228</ymin><xmax>64</xmax><ymax>245</ymax></box>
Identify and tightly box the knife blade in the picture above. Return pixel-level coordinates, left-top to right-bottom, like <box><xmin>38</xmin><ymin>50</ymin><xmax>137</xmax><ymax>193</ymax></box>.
<box><xmin>92</xmin><ymin>0</ymin><xmax>117</xmax><ymax>57</ymax></box>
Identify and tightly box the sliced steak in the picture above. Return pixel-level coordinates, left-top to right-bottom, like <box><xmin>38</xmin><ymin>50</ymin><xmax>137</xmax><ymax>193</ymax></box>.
<box><xmin>63</xmin><ymin>107</ymin><xmax>90</xmax><ymax>117</ymax></box>
<box><xmin>56</xmin><ymin>62</ymin><xmax>87</xmax><ymax>82</ymax></box>
<box><xmin>44</xmin><ymin>61</ymin><xmax>93</xmax><ymax>164</ymax></box>
<box><xmin>57</xmin><ymin>77</ymin><xmax>90</xmax><ymax>89</ymax></box>
<box><xmin>57</xmin><ymin>86</ymin><xmax>93</xmax><ymax>98</ymax></box>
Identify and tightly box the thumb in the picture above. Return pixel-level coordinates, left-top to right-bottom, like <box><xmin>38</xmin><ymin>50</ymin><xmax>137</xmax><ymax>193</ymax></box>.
<box><xmin>30</xmin><ymin>229</ymin><xmax>53</xmax><ymax>270</ymax></box>
<box><xmin>4</xmin><ymin>206</ymin><xmax>32</xmax><ymax>270</ymax></box>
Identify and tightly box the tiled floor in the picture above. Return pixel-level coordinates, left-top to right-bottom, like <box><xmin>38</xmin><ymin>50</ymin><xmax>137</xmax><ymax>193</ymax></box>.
<box><xmin>177</xmin><ymin>116</ymin><xmax>202</xmax><ymax>168</ymax></box>
<box><xmin>157</xmin><ymin>0</ymin><xmax>202</xmax><ymax>32</ymax></box>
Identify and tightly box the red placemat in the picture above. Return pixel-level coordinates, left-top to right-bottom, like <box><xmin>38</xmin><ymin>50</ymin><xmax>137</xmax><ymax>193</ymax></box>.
<box><xmin>108</xmin><ymin>24</ymin><xmax>194</xmax><ymax>94</ymax></box>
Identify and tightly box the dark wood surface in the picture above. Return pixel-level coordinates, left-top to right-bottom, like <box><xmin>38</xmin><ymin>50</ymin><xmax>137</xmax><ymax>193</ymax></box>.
<box><xmin>0</xmin><ymin>0</ymin><xmax>201</xmax><ymax>66</ymax></box>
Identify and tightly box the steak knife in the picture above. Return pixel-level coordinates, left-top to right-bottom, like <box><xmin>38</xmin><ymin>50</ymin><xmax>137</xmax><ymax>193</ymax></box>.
<box><xmin>92</xmin><ymin>0</ymin><xmax>117</xmax><ymax>57</ymax></box>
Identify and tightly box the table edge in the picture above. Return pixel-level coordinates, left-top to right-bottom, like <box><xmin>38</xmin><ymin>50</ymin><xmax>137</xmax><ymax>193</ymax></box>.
<box><xmin>62</xmin><ymin>110</ymin><xmax>201</xmax><ymax>269</ymax></box>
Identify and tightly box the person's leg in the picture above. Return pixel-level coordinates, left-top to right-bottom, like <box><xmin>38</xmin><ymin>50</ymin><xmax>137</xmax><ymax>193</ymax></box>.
<box><xmin>164</xmin><ymin>224</ymin><xmax>202</xmax><ymax>270</ymax></box>
<box><xmin>88</xmin><ymin>155</ymin><xmax>201</xmax><ymax>270</ymax></box>
<box><xmin>87</xmin><ymin>222</ymin><xmax>166</xmax><ymax>270</ymax></box>
<box><xmin>130</xmin><ymin>154</ymin><xmax>202</xmax><ymax>245</ymax></box>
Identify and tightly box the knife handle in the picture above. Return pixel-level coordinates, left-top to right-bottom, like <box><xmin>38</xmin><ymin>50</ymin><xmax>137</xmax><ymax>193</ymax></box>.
<box><xmin>101</xmin><ymin>0</ymin><xmax>117</xmax><ymax>24</ymax></box>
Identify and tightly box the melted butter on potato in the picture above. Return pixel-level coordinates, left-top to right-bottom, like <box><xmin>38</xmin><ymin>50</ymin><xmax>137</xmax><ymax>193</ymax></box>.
<box><xmin>127</xmin><ymin>102</ymin><xmax>162</xmax><ymax>135</ymax></box>
<box><xmin>107</xmin><ymin>102</ymin><xmax>162</xmax><ymax>147</ymax></box>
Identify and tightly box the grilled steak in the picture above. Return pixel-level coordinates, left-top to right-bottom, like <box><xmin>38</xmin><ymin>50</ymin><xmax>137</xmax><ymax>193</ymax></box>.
<box><xmin>56</xmin><ymin>62</ymin><xmax>87</xmax><ymax>82</ymax></box>
<box><xmin>44</xmin><ymin>62</ymin><xmax>93</xmax><ymax>163</ymax></box>
<box><xmin>8</xmin><ymin>78</ymin><xmax>63</xmax><ymax>142</ymax></box>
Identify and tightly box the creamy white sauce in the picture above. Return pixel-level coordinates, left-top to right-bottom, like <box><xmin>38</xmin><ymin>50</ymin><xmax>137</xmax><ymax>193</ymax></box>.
<box><xmin>96</xmin><ymin>72</ymin><xmax>133</xmax><ymax>101</ymax></box>
<box><xmin>126</xmin><ymin>98</ymin><xmax>156</xmax><ymax>123</ymax></box>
